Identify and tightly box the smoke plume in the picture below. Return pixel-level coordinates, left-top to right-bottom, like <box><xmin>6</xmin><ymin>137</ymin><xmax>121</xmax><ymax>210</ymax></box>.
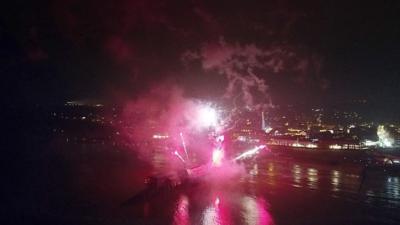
<box><xmin>120</xmin><ymin>84</ymin><xmax>216</xmax><ymax>170</ymax></box>
<box><xmin>182</xmin><ymin>37</ymin><xmax>321</xmax><ymax>110</ymax></box>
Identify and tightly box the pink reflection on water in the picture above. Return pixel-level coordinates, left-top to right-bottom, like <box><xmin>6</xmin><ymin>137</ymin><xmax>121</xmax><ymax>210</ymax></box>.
<box><xmin>242</xmin><ymin>196</ymin><xmax>274</xmax><ymax>225</ymax></box>
<box><xmin>202</xmin><ymin>196</ymin><xmax>231</xmax><ymax>225</ymax></box>
<box><xmin>173</xmin><ymin>195</ymin><xmax>189</xmax><ymax>225</ymax></box>
<box><xmin>257</xmin><ymin>197</ymin><xmax>274</xmax><ymax>225</ymax></box>
<box><xmin>201</xmin><ymin>194</ymin><xmax>274</xmax><ymax>225</ymax></box>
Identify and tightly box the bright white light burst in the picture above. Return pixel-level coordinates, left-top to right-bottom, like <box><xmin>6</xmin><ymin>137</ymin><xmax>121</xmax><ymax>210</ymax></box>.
<box><xmin>198</xmin><ymin>105</ymin><xmax>218</xmax><ymax>128</ymax></box>
<box><xmin>212</xmin><ymin>148</ymin><xmax>224</xmax><ymax>166</ymax></box>
<box><xmin>377</xmin><ymin>125</ymin><xmax>394</xmax><ymax>148</ymax></box>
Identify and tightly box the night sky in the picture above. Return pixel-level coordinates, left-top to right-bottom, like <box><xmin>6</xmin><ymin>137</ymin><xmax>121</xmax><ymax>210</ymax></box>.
<box><xmin>2</xmin><ymin>0</ymin><xmax>400</xmax><ymax>110</ymax></box>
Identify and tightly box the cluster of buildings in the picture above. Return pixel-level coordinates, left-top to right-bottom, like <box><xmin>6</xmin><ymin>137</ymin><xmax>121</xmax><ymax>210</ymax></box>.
<box><xmin>50</xmin><ymin>101</ymin><xmax>400</xmax><ymax>152</ymax></box>
<box><xmin>228</xmin><ymin>106</ymin><xmax>400</xmax><ymax>151</ymax></box>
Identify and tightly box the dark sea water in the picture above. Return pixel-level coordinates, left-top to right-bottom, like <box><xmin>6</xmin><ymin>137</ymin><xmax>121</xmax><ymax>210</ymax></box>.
<box><xmin>9</xmin><ymin>142</ymin><xmax>400</xmax><ymax>225</ymax></box>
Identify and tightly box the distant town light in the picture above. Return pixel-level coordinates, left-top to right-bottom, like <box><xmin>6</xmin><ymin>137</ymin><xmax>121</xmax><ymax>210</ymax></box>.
<box><xmin>292</xmin><ymin>142</ymin><xmax>304</xmax><ymax>148</ymax></box>
<box><xmin>152</xmin><ymin>134</ymin><xmax>169</xmax><ymax>139</ymax></box>
<box><xmin>306</xmin><ymin>143</ymin><xmax>318</xmax><ymax>148</ymax></box>
<box><xmin>329</xmin><ymin>144</ymin><xmax>342</xmax><ymax>150</ymax></box>
<box><xmin>363</xmin><ymin>140</ymin><xmax>378</xmax><ymax>147</ymax></box>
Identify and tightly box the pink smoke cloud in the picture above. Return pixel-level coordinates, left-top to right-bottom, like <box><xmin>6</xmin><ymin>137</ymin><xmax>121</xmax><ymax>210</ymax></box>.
<box><xmin>119</xmin><ymin>84</ymin><xmax>219</xmax><ymax>168</ymax></box>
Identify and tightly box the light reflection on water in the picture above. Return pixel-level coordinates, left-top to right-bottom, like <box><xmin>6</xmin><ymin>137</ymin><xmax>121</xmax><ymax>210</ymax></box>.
<box><xmin>139</xmin><ymin>156</ymin><xmax>400</xmax><ymax>224</ymax></box>
<box><xmin>201</xmin><ymin>195</ymin><xmax>231</xmax><ymax>225</ymax></box>
<box><xmin>386</xmin><ymin>177</ymin><xmax>399</xmax><ymax>199</ymax></box>
<box><xmin>307</xmin><ymin>168</ymin><xmax>318</xmax><ymax>189</ymax></box>
<box><xmin>171</xmin><ymin>192</ymin><xmax>274</xmax><ymax>225</ymax></box>
<box><xmin>241</xmin><ymin>196</ymin><xmax>273</xmax><ymax>225</ymax></box>
<box><xmin>56</xmin><ymin>143</ymin><xmax>400</xmax><ymax>224</ymax></box>
<box><xmin>292</xmin><ymin>164</ymin><xmax>302</xmax><ymax>188</ymax></box>
<box><xmin>254</xmin><ymin>158</ymin><xmax>400</xmax><ymax>206</ymax></box>
<box><xmin>173</xmin><ymin>195</ymin><xmax>189</xmax><ymax>225</ymax></box>
<box><xmin>331</xmin><ymin>170</ymin><xmax>341</xmax><ymax>192</ymax></box>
